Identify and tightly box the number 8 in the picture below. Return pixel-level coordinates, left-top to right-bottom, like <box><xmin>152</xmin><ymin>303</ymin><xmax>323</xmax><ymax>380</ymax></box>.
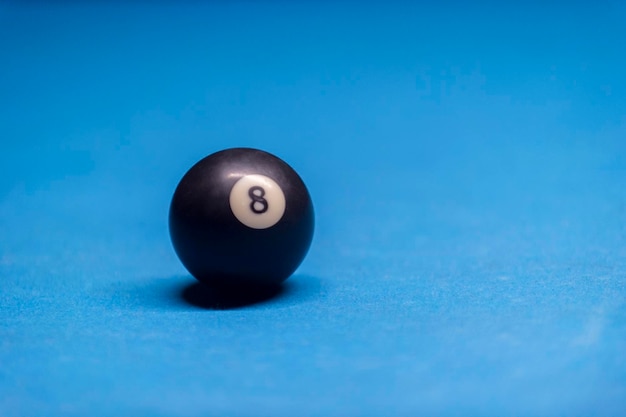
<box><xmin>248</xmin><ymin>186</ymin><xmax>269</xmax><ymax>214</ymax></box>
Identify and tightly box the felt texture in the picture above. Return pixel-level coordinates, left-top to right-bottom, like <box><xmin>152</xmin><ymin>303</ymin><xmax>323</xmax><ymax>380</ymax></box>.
<box><xmin>1</xmin><ymin>3</ymin><xmax>625</xmax><ymax>416</ymax></box>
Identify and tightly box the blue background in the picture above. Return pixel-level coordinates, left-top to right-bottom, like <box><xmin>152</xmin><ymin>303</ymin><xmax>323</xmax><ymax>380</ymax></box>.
<box><xmin>1</xmin><ymin>2</ymin><xmax>625</xmax><ymax>416</ymax></box>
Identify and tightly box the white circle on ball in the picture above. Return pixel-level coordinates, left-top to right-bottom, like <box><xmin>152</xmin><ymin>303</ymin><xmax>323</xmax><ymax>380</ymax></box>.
<box><xmin>229</xmin><ymin>174</ymin><xmax>286</xmax><ymax>229</ymax></box>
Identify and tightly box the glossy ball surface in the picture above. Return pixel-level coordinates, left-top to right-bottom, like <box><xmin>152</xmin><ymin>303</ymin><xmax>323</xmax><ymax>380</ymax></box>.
<box><xmin>169</xmin><ymin>148</ymin><xmax>314</xmax><ymax>287</ymax></box>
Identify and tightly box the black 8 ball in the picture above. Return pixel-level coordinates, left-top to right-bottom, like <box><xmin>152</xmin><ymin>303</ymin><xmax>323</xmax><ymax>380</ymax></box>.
<box><xmin>169</xmin><ymin>148</ymin><xmax>314</xmax><ymax>287</ymax></box>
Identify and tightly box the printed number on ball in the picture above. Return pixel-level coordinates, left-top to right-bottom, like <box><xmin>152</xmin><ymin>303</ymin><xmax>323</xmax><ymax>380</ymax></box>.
<box><xmin>229</xmin><ymin>174</ymin><xmax>286</xmax><ymax>229</ymax></box>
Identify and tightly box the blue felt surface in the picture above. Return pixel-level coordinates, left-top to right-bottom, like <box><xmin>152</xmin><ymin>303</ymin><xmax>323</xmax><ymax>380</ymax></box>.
<box><xmin>1</xmin><ymin>2</ymin><xmax>626</xmax><ymax>416</ymax></box>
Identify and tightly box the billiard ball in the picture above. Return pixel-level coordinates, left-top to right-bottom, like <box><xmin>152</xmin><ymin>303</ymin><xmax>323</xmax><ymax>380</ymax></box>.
<box><xmin>169</xmin><ymin>148</ymin><xmax>314</xmax><ymax>287</ymax></box>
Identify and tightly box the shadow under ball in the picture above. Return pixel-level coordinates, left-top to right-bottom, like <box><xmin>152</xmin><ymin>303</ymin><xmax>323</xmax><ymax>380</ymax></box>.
<box><xmin>169</xmin><ymin>148</ymin><xmax>315</xmax><ymax>287</ymax></box>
